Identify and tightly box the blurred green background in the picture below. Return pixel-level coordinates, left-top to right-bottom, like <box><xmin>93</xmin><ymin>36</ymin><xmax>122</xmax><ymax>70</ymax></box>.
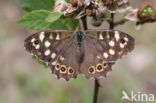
<box><xmin>0</xmin><ymin>0</ymin><xmax>156</xmax><ymax>103</ymax></box>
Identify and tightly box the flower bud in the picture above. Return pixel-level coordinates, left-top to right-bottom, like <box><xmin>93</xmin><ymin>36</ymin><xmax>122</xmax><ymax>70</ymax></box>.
<box><xmin>70</xmin><ymin>0</ymin><xmax>78</xmax><ymax>7</ymax></box>
<box><xmin>53</xmin><ymin>0</ymin><xmax>68</xmax><ymax>12</ymax></box>
<box><xmin>137</xmin><ymin>2</ymin><xmax>156</xmax><ymax>22</ymax></box>
<box><xmin>86</xmin><ymin>9</ymin><xmax>93</xmax><ymax>16</ymax></box>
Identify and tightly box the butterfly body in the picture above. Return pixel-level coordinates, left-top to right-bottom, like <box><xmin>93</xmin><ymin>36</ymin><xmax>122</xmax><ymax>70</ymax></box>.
<box><xmin>76</xmin><ymin>31</ymin><xmax>85</xmax><ymax>45</ymax></box>
<box><xmin>24</xmin><ymin>30</ymin><xmax>135</xmax><ymax>81</ymax></box>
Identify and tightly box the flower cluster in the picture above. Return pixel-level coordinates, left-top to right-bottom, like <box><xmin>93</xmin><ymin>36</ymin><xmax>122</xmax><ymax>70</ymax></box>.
<box><xmin>101</xmin><ymin>0</ymin><xmax>130</xmax><ymax>13</ymax></box>
<box><xmin>53</xmin><ymin>0</ymin><xmax>130</xmax><ymax>17</ymax></box>
<box><xmin>52</xmin><ymin>0</ymin><xmax>156</xmax><ymax>29</ymax></box>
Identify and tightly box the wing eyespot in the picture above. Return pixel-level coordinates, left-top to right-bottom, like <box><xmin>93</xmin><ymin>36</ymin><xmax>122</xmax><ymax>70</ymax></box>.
<box><xmin>96</xmin><ymin>63</ymin><xmax>103</xmax><ymax>72</ymax></box>
<box><xmin>68</xmin><ymin>67</ymin><xmax>74</xmax><ymax>75</ymax></box>
<box><xmin>34</xmin><ymin>40</ymin><xmax>40</xmax><ymax>45</ymax></box>
<box><xmin>119</xmin><ymin>37</ymin><xmax>128</xmax><ymax>48</ymax></box>
<box><xmin>60</xmin><ymin>65</ymin><xmax>67</xmax><ymax>74</ymax></box>
<box><xmin>120</xmin><ymin>38</ymin><xmax>126</xmax><ymax>44</ymax></box>
<box><xmin>55</xmin><ymin>63</ymin><xmax>60</xmax><ymax>70</ymax></box>
<box><xmin>88</xmin><ymin>66</ymin><xmax>96</xmax><ymax>74</ymax></box>
<box><xmin>102</xmin><ymin>61</ymin><xmax>108</xmax><ymax>68</ymax></box>
<box><xmin>31</xmin><ymin>39</ymin><xmax>40</xmax><ymax>49</ymax></box>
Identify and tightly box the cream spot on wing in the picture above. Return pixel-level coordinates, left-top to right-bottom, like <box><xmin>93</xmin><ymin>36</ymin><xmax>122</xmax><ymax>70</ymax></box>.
<box><xmin>32</xmin><ymin>43</ymin><xmax>36</xmax><ymax>47</ymax></box>
<box><xmin>51</xmin><ymin>52</ymin><xmax>56</xmax><ymax>59</ymax></box>
<box><xmin>115</xmin><ymin>31</ymin><xmax>120</xmax><ymax>41</ymax></box>
<box><xmin>60</xmin><ymin>56</ymin><xmax>65</xmax><ymax>61</ymax></box>
<box><xmin>103</xmin><ymin>52</ymin><xmax>109</xmax><ymax>58</ymax></box>
<box><xmin>97</xmin><ymin>55</ymin><xmax>101</xmax><ymax>59</ymax></box>
<box><xmin>120</xmin><ymin>43</ymin><xmax>124</xmax><ymax>48</ymax></box>
<box><xmin>31</xmin><ymin>38</ymin><xmax>35</xmax><ymax>43</ymax></box>
<box><xmin>109</xmin><ymin>49</ymin><xmax>115</xmax><ymax>55</ymax></box>
<box><xmin>99</xmin><ymin>33</ymin><xmax>103</xmax><ymax>40</ymax></box>
<box><xmin>106</xmin><ymin>33</ymin><xmax>110</xmax><ymax>39</ymax></box>
<box><xmin>37</xmin><ymin>52</ymin><xmax>41</xmax><ymax>56</ymax></box>
<box><xmin>124</xmin><ymin>37</ymin><xmax>128</xmax><ymax>41</ymax></box>
<box><xmin>56</xmin><ymin>33</ymin><xmax>60</xmax><ymax>40</ymax></box>
<box><xmin>109</xmin><ymin>41</ymin><xmax>115</xmax><ymax>47</ymax></box>
<box><xmin>44</xmin><ymin>41</ymin><xmax>51</xmax><ymax>48</ymax></box>
<box><xmin>35</xmin><ymin>45</ymin><xmax>40</xmax><ymax>49</ymax></box>
<box><xmin>49</xmin><ymin>33</ymin><xmax>53</xmax><ymax>39</ymax></box>
<box><xmin>52</xmin><ymin>61</ymin><xmax>57</xmax><ymax>65</ymax></box>
<box><xmin>39</xmin><ymin>32</ymin><xmax>45</xmax><ymax>42</ymax></box>
<box><xmin>44</xmin><ymin>49</ymin><xmax>51</xmax><ymax>56</ymax></box>
<box><xmin>118</xmin><ymin>51</ymin><xmax>123</xmax><ymax>55</ymax></box>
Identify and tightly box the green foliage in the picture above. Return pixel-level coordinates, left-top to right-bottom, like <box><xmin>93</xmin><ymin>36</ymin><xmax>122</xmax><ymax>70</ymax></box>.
<box><xmin>17</xmin><ymin>10</ymin><xmax>79</xmax><ymax>30</ymax></box>
<box><xmin>18</xmin><ymin>0</ymin><xmax>55</xmax><ymax>12</ymax></box>
<box><xmin>17</xmin><ymin>10</ymin><xmax>52</xmax><ymax>30</ymax></box>
<box><xmin>45</xmin><ymin>12</ymin><xmax>62</xmax><ymax>22</ymax></box>
<box><xmin>65</xmin><ymin>0</ymin><xmax>70</xmax><ymax>3</ymax></box>
<box><xmin>32</xmin><ymin>55</ymin><xmax>48</xmax><ymax>68</ymax></box>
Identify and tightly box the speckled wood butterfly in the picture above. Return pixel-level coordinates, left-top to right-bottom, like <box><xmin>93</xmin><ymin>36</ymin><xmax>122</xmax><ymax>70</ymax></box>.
<box><xmin>24</xmin><ymin>30</ymin><xmax>135</xmax><ymax>81</ymax></box>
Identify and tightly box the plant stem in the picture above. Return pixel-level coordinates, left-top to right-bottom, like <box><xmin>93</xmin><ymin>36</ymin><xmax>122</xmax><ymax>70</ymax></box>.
<box><xmin>110</xmin><ymin>13</ymin><xmax>114</xmax><ymax>29</ymax></box>
<box><xmin>114</xmin><ymin>19</ymin><xmax>128</xmax><ymax>27</ymax></box>
<box><xmin>81</xmin><ymin>15</ymin><xmax>88</xmax><ymax>30</ymax></box>
<box><xmin>93</xmin><ymin>79</ymin><xmax>100</xmax><ymax>103</ymax></box>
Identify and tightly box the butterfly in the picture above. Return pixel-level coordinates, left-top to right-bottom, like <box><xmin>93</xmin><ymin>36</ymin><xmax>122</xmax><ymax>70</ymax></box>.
<box><xmin>24</xmin><ymin>30</ymin><xmax>135</xmax><ymax>81</ymax></box>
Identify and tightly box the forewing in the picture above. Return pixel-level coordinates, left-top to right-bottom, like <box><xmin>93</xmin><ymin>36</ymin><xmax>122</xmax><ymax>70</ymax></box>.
<box><xmin>24</xmin><ymin>30</ymin><xmax>79</xmax><ymax>81</ymax></box>
<box><xmin>86</xmin><ymin>30</ymin><xmax>135</xmax><ymax>61</ymax></box>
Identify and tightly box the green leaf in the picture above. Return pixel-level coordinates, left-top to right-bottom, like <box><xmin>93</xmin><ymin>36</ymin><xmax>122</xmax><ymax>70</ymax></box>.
<box><xmin>17</xmin><ymin>10</ymin><xmax>53</xmax><ymax>30</ymax></box>
<box><xmin>50</xmin><ymin>17</ymin><xmax>79</xmax><ymax>30</ymax></box>
<box><xmin>45</xmin><ymin>12</ymin><xmax>62</xmax><ymax>22</ymax></box>
<box><xmin>63</xmin><ymin>18</ymin><xmax>79</xmax><ymax>30</ymax></box>
<box><xmin>18</xmin><ymin>0</ymin><xmax>55</xmax><ymax>12</ymax></box>
<box><xmin>17</xmin><ymin>10</ymin><xmax>79</xmax><ymax>30</ymax></box>
<box><xmin>32</xmin><ymin>56</ymin><xmax>48</xmax><ymax>68</ymax></box>
<box><xmin>65</xmin><ymin>0</ymin><xmax>70</xmax><ymax>3</ymax></box>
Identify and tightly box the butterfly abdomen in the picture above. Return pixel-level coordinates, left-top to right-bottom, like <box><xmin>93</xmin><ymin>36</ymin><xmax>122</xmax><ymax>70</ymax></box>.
<box><xmin>76</xmin><ymin>46</ymin><xmax>85</xmax><ymax>63</ymax></box>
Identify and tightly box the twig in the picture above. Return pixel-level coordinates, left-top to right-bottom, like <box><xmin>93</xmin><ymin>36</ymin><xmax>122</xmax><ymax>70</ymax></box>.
<box><xmin>109</xmin><ymin>13</ymin><xmax>114</xmax><ymax>29</ymax></box>
<box><xmin>108</xmin><ymin>14</ymin><xmax>128</xmax><ymax>28</ymax></box>
<box><xmin>93</xmin><ymin>79</ymin><xmax>100</xmax><ymax>103</ymax></box>
<box><xmin>81</xmin><ymin>15</ymin><xmax>88</xmax><ymax>30</ymax></box>
<box><xmin>114</xmin><ymin>19</ymin><xmax>128</xmax><ymax>27</ymax></box>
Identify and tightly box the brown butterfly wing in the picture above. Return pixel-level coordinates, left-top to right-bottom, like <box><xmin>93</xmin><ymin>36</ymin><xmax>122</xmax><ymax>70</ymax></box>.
<box><xmin>80</xmin><ymin>38</ymin><xmax>115</xmax><ymax>78</ymax></box>
<box><xmin>80</xmin><ymin>30</ymin><xmax>135</xmax><ymax>78</ymax></box>
<box><xmin>48</xmin><ymin>42</ymin><xmax>80</xmax><ymax>81</ymax></box>
<box><xmin>24</xmin><ymin>30</ymin><xmax>80</xmax><ymax>81</ymax></box>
